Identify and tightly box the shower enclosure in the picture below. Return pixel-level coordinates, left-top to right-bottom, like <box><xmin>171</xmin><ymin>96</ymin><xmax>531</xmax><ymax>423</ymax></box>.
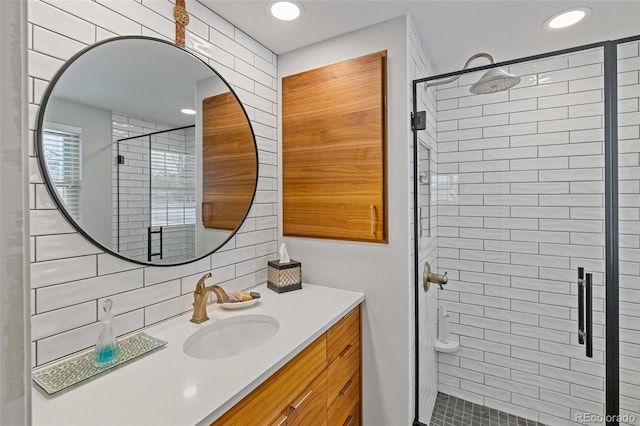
<box><xmin>115</xmin><ymin>125</ymin><xmax>196</xmax><ymax>264</ymax></box>
<box><xmin>413</xmin><ymin>35</ymin><xmax>640</xmax><ymax>425</ymax></box>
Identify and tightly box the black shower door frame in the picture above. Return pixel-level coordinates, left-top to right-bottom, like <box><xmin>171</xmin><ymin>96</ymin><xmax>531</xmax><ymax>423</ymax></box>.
<box><xmin>115</xmin><ymin>124</ymin><xmax>195</xmax><ymax>255</ymax></box>
<box><xmin>411</xmin><ymin>34</ymin><xmax>640</xmax><ymax>426</ymax></box>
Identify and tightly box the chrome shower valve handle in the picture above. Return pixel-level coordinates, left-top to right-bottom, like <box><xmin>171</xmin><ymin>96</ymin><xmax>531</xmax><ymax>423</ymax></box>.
<box><xmin>437</xmin><ymin>272</ymin><xmax>448</xmax><ymax>290</ymax></box>
<box><xmin>423</xmin><ymin>262</ymin><xmax>448</xmax><ymax>291</ymax></box>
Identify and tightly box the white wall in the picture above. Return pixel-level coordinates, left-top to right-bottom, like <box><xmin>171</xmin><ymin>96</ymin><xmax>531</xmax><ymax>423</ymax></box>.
<box><xmin>46</xmin><ymin>97</ymin><xmax>112</xmax><ymax>246</ymax></box>
<box><xmin>0</xmin><ymin>0</ymin><xmax>30</xmax><ymax>423</ymax></box>
<box><xmin>28</xmin><ymin>0</ymin><xmax>278</xmax><ymax>366</ymax></box>
<box><xmin>278</xmin><ymin>16</ymin><xmax>415</xmax><ymax>426</ymax></box>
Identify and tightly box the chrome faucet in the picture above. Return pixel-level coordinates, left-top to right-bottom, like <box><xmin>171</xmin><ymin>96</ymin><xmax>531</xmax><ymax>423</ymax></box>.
<box><xmin>423</xmin><ymin>262</ymin><xmax>448</xmax><ymax>291</ymax></box>
<box><xmin>190</xmin><ymin>272</ymin><xmax>229</xmax><ymax>324</ymax></box>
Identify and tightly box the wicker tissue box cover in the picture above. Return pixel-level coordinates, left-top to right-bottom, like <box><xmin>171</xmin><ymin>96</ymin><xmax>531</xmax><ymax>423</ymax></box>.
<box><xmin>267</xmin><ymin>260</ymin><xmax>302</xmax><ymax>293</ymax></box>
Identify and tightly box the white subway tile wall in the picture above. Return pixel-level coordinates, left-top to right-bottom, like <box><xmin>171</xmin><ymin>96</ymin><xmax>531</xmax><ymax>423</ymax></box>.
<box><xmin>434</xmin><ymin>47</ymin><xmax>621</xmax><ymax>425</ymax></box>
<box><xmin>29</xmin><ymin>0</ymin><xmax>277</xmax><ymax>366</ymax></box>
<box><xmin>409</xmin><ymin>17</ymin><xmax>440</xmax><ymax>424</ymax></box>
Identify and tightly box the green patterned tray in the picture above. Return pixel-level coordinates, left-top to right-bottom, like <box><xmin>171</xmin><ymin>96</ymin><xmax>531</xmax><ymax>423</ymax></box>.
<box><xmin>32</xmin><ymin>332</ymin><xmax>167</xmax><ymax>396</ymax></box>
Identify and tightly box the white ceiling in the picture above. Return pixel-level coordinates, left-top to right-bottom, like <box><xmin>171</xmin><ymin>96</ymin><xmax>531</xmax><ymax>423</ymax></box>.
<box><xmin>201</xmin><ymin>0</ymin><xmax>640</xmax><ymax>75</ymax></box>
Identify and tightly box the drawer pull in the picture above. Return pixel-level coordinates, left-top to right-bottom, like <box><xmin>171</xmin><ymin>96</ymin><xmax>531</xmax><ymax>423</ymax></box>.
<box><xmin>370</xmin><ymin>205</ymin><xmax>376</xmax><ymax>234</ymax></box>
<box><xmin>271</xmin><ymin>414</ymin><xmax>287</xmax><ymax>426</ymax></box>
<box><xmin>340</xmin><ymin>343</ymin><xmax>353</xmax><ymax>358</ymax></box>
<box><xmin>290</xmin><ymin>389</ymin><xmax>313</xmax><ymax>410</ymax></box>
<box><xmin>339</xmin><ymin>379</ymin><xmax>353</xmax><ymax>396</ymax></box>
<box><xmin>343</xmin><ymin>415</ymin><xmax>354</xmax><ymax>426</ymax></box>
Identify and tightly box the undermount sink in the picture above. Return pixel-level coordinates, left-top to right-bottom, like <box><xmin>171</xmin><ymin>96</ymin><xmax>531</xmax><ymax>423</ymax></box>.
<box><xmin>183</xmin><ymin>314</ymin><xmax>279</xmax><ymax>360</ymax></box>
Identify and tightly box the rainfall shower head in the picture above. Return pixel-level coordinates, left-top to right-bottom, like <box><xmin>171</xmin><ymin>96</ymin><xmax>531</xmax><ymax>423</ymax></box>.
<box><xmin>425</xmin><ymin>52</ymin><xmax>521</xmax><ymax>95</ymax></box>
<box><xmin>470</xmin><ymin>68</ymin><xmax>521</xmax><ymax>94</ymax></box>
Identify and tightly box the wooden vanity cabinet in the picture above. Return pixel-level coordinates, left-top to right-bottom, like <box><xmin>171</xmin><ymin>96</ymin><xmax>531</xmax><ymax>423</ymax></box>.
<box><xmin>326</xmin><ymin>307</ymin><xmax>361</xmax><ymax>426</ymax></box>
<box><xmin>211</xmin><ymin>305</ymin><xmax>361</xmax><ymax>426</ymax></box>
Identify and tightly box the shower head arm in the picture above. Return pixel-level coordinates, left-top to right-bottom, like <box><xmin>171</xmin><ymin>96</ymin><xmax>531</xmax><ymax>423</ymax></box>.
<box><xmin>461</xmin><ymin>53</ymin><xmax>495</xmax><ymax>69</ymax></box>
<box><xmin>424</xmin><ymin>52</ymin><xmax>496</xmax><ymax>88</ymax></box>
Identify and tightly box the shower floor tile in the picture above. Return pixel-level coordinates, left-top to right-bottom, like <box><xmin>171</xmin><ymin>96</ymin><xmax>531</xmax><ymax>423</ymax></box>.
<box><xmin>429</xmin><ymin>393</ymin><xmax>546</xmax><ymax>426</ymax></box>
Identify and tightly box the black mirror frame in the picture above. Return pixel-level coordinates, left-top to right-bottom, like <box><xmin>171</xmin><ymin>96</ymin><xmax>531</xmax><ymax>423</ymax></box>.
<box><xmin>35</xmin><ymin>35</ymin><xmax>259</xmax><ymax>267</ymax></box>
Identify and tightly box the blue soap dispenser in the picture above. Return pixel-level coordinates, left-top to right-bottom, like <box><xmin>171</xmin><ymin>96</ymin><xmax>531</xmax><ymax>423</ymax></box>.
<box><xmin>94</xmin><ymin>299</ymin><xmax>119</xmax><ymax>368</ymax></box>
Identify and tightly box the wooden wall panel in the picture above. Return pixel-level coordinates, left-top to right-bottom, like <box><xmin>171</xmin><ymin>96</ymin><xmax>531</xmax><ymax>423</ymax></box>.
<box><xmin>282</xmin><ymin>51</ymin><xmax>387</xmax><ymax>242</ymax></box>
<box><xmin>202</xmin><ymin>92</ymin><xmax>257</xmax><ymax>230</ymax></box>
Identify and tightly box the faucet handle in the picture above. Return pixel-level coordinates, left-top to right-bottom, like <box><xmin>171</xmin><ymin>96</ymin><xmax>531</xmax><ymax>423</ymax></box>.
<box><xmin>438</xmin><ymin>272</ymin><xmax>448</xmax><ymax>290</ymax></box>
<box><xmin>438</xmin><ymin>274</ymin><xmax>448</xmax><ymax>290</ymax></box>
<box><xmin>195</xmin><ymin>272</ymin><xmax>212</xmax><ymax>292</ymax></box>
<box><xmin>423</xmin><ymin>262</ymin><xmax>448</xmax><ymax>291</ymax></box>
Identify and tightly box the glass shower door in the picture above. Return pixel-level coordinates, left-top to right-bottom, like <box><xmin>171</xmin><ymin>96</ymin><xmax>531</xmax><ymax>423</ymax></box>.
<box><xmin>115</xmin><ymin>125</ymin><xmax>196</xmax><ymax>264</ymax></box>
<box><xmin>417</xmin><ymin>46</ymin><xmax>609</xmax><ymax>425</ymax></box>
<box><xmin>148</xmin><ymin>127</ymin><xmax>196</xmax><ymax>264</ymax></box>
<box><xmin>116</xmin><ymin>134</ymin><xmax>151</xmax><ymax>263</ymax></box>
<box><xmin>617</xmin><ymin>39</ymin><xmax>640</xmax><ymax>426</ymax></box>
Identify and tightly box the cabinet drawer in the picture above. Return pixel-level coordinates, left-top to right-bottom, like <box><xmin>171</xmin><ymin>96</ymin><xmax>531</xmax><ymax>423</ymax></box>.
<box><xmin>327</xmin><ymin>336</ymin><xmax>360</xmax><ymax>405</ymax></box>
<box><xmin>327</xmin><ymin>306</ymin><xmax>360</xmax><ymax>364</ymax></box>
<box><xmin>212</xmin><ymin>335</ymin><xmax>327</xmax><ymax>426</ymax></box>
<box><xmin>269</xmin><ymin>411</ymin><xmax>288</xmax><ymax>426</ymax></box>
<box><xmin>287</xmin><ymin>370</ymin><xmax>328</xmax><ymax>426</ymax></box>
<box><xmin>327</xmin><ymin>372</ymin><xmax>360</xmax><ymax>426</ymax></box>
<box><xmin>342</xmin><ymin>402</ymin><xmax>360</xmax><ymax>426</ymax></box>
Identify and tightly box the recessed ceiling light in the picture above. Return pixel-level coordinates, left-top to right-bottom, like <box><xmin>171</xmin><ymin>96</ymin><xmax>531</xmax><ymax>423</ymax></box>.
<box><xmin>270</xmin><ymin>1</ymin><xmax>301</xmax><ymax>21</ymax></box>
<box><xmin>181</xmin><ymin>108</ymin><xmax>196</xmax><ymax>115</ymax></box>
<box><xmin>543</xmin><ymin>7</ymin><xmax>591</xmax><ymax>30</ymax></box>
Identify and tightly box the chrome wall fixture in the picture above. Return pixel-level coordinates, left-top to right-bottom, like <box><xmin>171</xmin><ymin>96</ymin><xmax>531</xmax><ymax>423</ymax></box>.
<box><xmin>422</xmin><ymin>262</ymin><xmax>448</xmax><ymax>292</ymax></box>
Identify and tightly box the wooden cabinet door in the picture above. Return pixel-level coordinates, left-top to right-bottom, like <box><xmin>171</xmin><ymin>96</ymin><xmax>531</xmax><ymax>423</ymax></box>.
<box><xmin>202</xmin><ymin>92</ymin><xmax>257</xmax><ymax>230</ymax></box>
<box><xmin>282</xmin><ymin>51</ymin><xmax>387</xmax><ymax>243</ymax></box>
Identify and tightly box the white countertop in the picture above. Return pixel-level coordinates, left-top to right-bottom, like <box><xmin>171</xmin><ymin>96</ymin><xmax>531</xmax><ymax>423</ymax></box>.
<box><xmin>32</xmin><ymin>283</ymin><xmax>364</xmax><ymax>426</ymax></box>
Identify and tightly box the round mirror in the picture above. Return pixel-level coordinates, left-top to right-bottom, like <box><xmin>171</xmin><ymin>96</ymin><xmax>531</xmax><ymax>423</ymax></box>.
<box><xmin>37</xmin><ymin>36</ymin><xmax>258</xmax><ymax>266</ymax></box>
